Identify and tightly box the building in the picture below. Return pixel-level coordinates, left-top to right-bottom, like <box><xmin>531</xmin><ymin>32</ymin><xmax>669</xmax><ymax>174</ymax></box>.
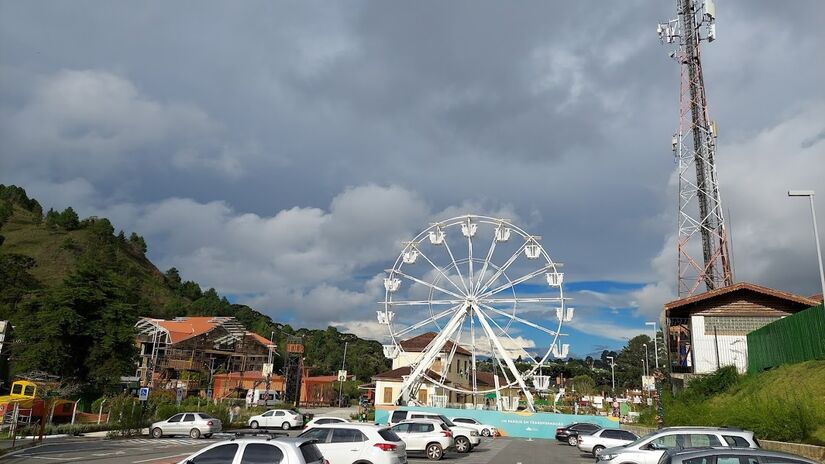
<box><xmin>372</xmin><ymin>332</ymin><xmax>519</xmax><ymax>408</ymax></box>
<box><xmin>664</xmin><ymin>282</ymin><xmax>818</xmax><ymax>377</ymax></box>
<box><xmin>135</xmin><ymin>316</ymin><xmax>274</xmax><ymax>390</ymax></box>
<box><xmin>212</xmin><ymin>370</ymin><xmax>353</xmax><ymax>406</ymax></box>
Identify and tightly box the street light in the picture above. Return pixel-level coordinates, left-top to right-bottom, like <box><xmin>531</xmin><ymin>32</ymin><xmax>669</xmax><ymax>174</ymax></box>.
<box><xmin>645</xmin><ymin>322</ymin><xmax>660</xmax><ymax>369</ymax></box>
<box><xmin>642</xmin><ymin>344</ymin><xmax>649</xmax><ymax>376</ymax></box>
<box><xmin>606</xmin><ymin>356</ymin><xmax>616</xmax><ymax>392</ymax></box>
<box><xmin>788</xmin><ymin>190</ymin><xmax>825</xmax><ymax>300</ymax></box>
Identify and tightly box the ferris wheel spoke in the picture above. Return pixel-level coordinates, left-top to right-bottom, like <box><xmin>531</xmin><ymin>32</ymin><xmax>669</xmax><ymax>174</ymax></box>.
<box><xmin>479</xmin><ymin>303</ymin><xmax>559</xmax><ymax>336</ymax></box>
<box><xmin>442</xmin><ymin>235</ymin><xmax>470</xmax><ymax>294</ymax></box>
<box><xmin>484</xmin><ymin>310</ymin><xmax>539</xmax><ymax>365</ymax></box>
<box><xmin>470</xmin><ymin>308</ymin><xmax>478</xmax><ymax>394</ymax></box>
<box><xmin>476</xmin><ymin>242</ymin><xmax>528</xmax><ymax>296</ymax></box>
<box><xmin>439</xmin><ymin>314</ymin><xmax>466</xmax><ymax>384</ymax></box>
<box><xmin>479</xmin><ymin>266</ymin><xmax>551</xmax><ymax>298</ymax></box>
<box><xmin>385</xmin><ymin>299</ymin><xmax>464</xmax><ymax>306</ymax></box>
<box><xmin>467</xmin><ymin>230</ymin><xmax>474</xmax><ymax>291</ymax></box>
<box><xmin>394</xmin><ymin>305</ymin><xmax>460</xmax><ymax>338</ymax></box>
<box><xmin>483</xmin><ymin>297</ymin><xmax>566</xmax><ymax>304</ymax></box>
<box><xmin>473</xmin><ymin>233</ymin><xmax>498</xmax><ymax>294</ymax></box>
<box><xmin>393</xmin><ymin>270</ymin><xmax>465</xmax><ymax>300</ymax></box>
<box><xmin>414</xmin><ymin>246</ymin><xmax>468</xmax><ymax>296</ymax></box>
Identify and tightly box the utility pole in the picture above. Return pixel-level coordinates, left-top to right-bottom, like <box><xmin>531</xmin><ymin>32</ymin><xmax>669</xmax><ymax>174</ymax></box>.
<box><xmin>659</xmin><ymin>0</ymin><xmax>733</xmax><ymax>297</ymax></box>
<box><xmin>337</xmin><ymin>342</ymin><xmax>348</xmax><ymax>408</ymax></box>
<box><xmin>606</xmin><ymin>356</ymin><xmax>615</xmax><ymax>393</ymax></box>
<box><xmin>265</xmin><ymin>330</ymin><xmax>275</xmax><ymax>404</ymax></box>
<box><xmin>646</xmin><ymin>322</ymin><xmax>660</xmax><ymax>369</ymax></box>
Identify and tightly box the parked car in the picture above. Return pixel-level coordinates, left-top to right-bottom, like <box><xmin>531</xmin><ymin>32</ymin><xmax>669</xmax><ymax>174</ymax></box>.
<box><xmin>597</xmin><ymin>427</ymin><xmax>759</xmax><ymax>464</ymax></box>
<box><xmin>388</xmin><ymin>410</ymin><xmax>480</xmax><ymax>453</ymax></box>
<box><xmin>297</xmin><ymin>423</ymin><xmax>407</xmax><ymax>464</ymax></box>
<box><xmin>304</xmin><ymin>416</ymin><xmax>350</xmax><ymax>429</ymax></box>
<box><xmin>151</xmin><ymin>412</ymin><xmax>221</xmax><ymax>439</ymax></box>
<box><xmin>176</xmin><ymin>434</ymin><xmax>325</xmax><ymax>464</ymax></box>
<box><xmin>248</xmin><ymin>408</ymin><xmax>304</xmax><ymax>430</ymax></box>
<box><xmin>659</xmin><ymin>447</ymin><xmax>817</xmax><ymax>464</ymax></box>
<box><xmin>555</xmin><ymin>422</ymin><xmax>602</xmax><ymax>446</ymax></box>
<box><xmin>449</xmin><ymin>417</ymin><xmax>498</xmax><ymax>437</ymax></box>
<box><xmin>577</xmin><ymin>428</ymin><xmax>639</xmax><ymax>456</ymax></box>
<box><xmin>391</xmin><ymin>419</ymin><xmax>454</xmax><ymax>460</ymax></box>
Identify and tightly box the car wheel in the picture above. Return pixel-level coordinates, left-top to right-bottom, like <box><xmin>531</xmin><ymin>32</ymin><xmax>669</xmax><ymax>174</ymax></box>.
<box><xmin>568</xmin><ymin>436</ymin><xmax>578</xmax><ymax>446</ymax></box>
<box><xmin>189</xmin><ymin>428</ymin><xmax>201</xmax><ymax>439</ymax></box>
<box><xmin>593</xmin><ymin>445</ymin><xmax>605</xmax><ymax>457</ymax></box>
<box><xmin>282</xmin><ymin>422</ymin><xmax>290</xmax><ymax>430</ymax></box>
<box><xmin>481</xmin><ymin>428</ymin><xmax>491</xmax><ymax>437</ymax></box>
<box><xmin>455</xmin><ymin>436</ymin><xmax>470</xmax><ymax>453</ymax></box>
<box><xmin>151</xmin><ymin>427</ymin><xmax>163</xmax><ymax>439</ymax></box>
<box><xmin>250</xmin><ymin>420</ymin><xmax>259</xmax><ymax>429</ymax></box>
<box><xmin>426</xmin><ymin>443</ymin><xmax>444</xmax><ymax>460</ymax></box>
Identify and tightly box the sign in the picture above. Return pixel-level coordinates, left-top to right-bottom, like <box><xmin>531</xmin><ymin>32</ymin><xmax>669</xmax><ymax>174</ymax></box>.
<box><xmin>337</xmin><ymin>370</ymin><xmax>348</xmax><ymax>382</ymax></box>
<box><xmin>207</xmin><ymin>389</ymin><xmax>213</xmax><ymax>399</ymax></box>
<box><xmin>176</xmin><ymin>388</ymin><xmax>184</xmax><ymax>405</ymax></box>
<box><xmin>641</xmin><ymin>375</ymin><xmax>656</xmax><ymax>391</ymax></box>
<box><xmin>138</xmin><ymin>387</ymin><xmax>150</xmax><ymax>401</ymax></box>
<box><xmin>262</xmin><ymin>363</ymin><xmax>273</xmax><ymax>376</ymax></box>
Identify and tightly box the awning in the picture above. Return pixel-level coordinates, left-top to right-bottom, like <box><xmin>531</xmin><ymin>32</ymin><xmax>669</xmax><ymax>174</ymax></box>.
<box><xmin>484</xmin><ymin>393</ymin><xmax>497</xmax><ymax>399</ymax></box>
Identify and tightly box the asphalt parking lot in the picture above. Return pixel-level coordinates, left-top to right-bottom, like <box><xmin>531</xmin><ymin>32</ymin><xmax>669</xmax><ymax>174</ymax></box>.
<box><xmin>0</xmin><ymin>434</ymin><xmax>596</xmax><ymax>464</ymax></box>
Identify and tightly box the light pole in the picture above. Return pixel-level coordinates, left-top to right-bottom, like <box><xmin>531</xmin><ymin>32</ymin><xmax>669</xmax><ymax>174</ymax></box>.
<box><xmin>788</xmin><ymin>190</ymin><xmax>825</xmax><ymax>300</ymax></box>
<box><xmin>642</xmin><ymin>344</ymin><xmax>649</xmax><ymax>376</ymax></box>
<box><xmin>646</xmin><ymin>322</ymin><xmax>660</xmax><ymax>370</ymax></box>
<box><xmin>606</xmin><ymin>356</ymin><xmax>615</xmax><ymax>392</ymax></box>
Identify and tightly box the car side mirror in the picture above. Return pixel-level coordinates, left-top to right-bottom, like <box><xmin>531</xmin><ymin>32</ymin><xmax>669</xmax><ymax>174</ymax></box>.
<box><xmin>645</xmin><ymin>443</ymin><xmax>658</xmax><ymax>450</ymax></box>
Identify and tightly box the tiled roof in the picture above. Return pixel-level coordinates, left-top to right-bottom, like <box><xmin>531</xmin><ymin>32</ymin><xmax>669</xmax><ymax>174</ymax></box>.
<box><xmin>246</xmin><ymin>332</ymin><xmax>274</xmax><ymax>347</ymax></box>
<box><xmin>155</xmin><ymin>317</ymin><xmax>219</xmax><ymax>343</ymax></box>
<box><xmin>400</xmin><ymin>332</ymin><xmax>471</xmax><ymax>356</ymax></box>
<box><xmin>663</xmin><ymin>282</ymin><xmax>819</xmax><ymax>312</ymax></box>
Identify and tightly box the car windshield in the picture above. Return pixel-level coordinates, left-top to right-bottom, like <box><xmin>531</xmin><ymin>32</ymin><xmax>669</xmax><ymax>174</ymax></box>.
<box><xmin>438</xmin><ymin>415</ymin><xmax>455</xmax><ymax>427</ymax></box>
<box><xmin>288</xmin><ymin>409</ymin><xmax>299</xmax><ymax>415</ymax></box>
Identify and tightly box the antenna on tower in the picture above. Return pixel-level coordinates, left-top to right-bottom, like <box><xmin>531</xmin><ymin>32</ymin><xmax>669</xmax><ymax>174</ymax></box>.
<box><xmin>658</xmin><ymin>0</ymin><xmax>733</xmax><ymax>297</ymax></box>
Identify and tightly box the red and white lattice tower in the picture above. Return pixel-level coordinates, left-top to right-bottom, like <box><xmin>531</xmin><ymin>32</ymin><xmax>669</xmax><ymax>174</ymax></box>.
<box><xmin>658</xmin><ymin>0</ymin><xmax>733</xmax><ymax>296</ymax></box>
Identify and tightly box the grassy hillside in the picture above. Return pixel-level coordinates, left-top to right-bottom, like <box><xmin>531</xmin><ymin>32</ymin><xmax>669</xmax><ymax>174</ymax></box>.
<box><xmin>660</xmin><ymin>361</ymin><xmax>825</xmax><ymax>445</ymax></box>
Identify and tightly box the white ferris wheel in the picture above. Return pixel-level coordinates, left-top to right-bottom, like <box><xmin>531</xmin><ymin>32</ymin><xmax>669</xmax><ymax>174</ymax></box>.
<box><xmin>377</xmin><ymin>215</ymin><xmax>573</xmax><ymax>412</ymax></box>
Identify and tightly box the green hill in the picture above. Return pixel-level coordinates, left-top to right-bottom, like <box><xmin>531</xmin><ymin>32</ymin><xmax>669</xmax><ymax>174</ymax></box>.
<box><xmin>659</xmin><ymin>361</ymin><xmax>825</xmax><ymax>445</ymax></box>
<box><xmin>0</xmin><ymin>184</ymin><xmax>390</xmax><ymax>393</ymax></box>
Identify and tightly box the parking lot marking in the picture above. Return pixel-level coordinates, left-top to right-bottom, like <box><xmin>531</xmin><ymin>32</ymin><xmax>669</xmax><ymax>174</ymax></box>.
<box><xmin>132</xmin><ymin>452</ymin><xmax>193</xmax><ymax>463</ymax></box>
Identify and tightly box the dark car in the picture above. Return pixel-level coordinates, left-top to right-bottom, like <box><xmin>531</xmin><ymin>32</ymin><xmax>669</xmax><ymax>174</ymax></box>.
<box><xmin>659</xmin><ymin>447</ymin><xmax>817</xmax><ymax>464</ymax></box>
<box><xmin>555</xmin><ymin>422</ymin><xmax>601</xmax><ymax>446</ymax></box>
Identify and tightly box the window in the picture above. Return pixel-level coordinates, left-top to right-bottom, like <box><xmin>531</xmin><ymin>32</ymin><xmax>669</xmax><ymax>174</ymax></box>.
<box><xmin>316</xmin><ymin>419</ymin><xmax>333</xmax><ymax>425</ymax></box>
<box><xmin>331</xmin><ymin>428</ymin><xmax>366</xmax><ymax>443</ymax></box>
<box><xmin>183</xmin><ymin>414</ymin><xmax>196</xmax><ymax>422</ymax></box>
<box><xmin>383</xmin><ymin>387</ymin><xmax>393</xmax><ymax>404</ymax></box>
<box><xmin>24</xmin><ymin>386</ymin><xmax>35</xmax><ymax>396</ymax></box>
<box><xmin>723</xmin><ymin>436</ymin><xmax>751</xmax><ymax>448</ymax></box>
<box><xmin>620</xmin><ymin>431</ymin><xmax>638</xmax><ymax>441</ymax></box>
<box><xmin>684</xmin><ymin>458</ymin><xmax>712</xmax><ymax>464</ymax></box>
<box><xmin>11</xmin><ymin>384</ymin><xmax>22</xmax><ymax>395</ymax></box>
<box><xmin>168</xmin><ymin>414</ymin><xmax>184</xmax><ymax>423</ymax></box>
<box><xmin>241</xmin><ymin>444</ymin><xmax>284</xmax><ymax>464</ymax></box>
<box><xmin>411</xmin><ymin>423</ymin><xmax>434</xmax><ymax>433</ymax></box>
<box><xmin>199</xmin><ymin>413</ymin><xmax>214</xmax><ymax>419</ymax></box>
<box><xmin>392</xmin><ymin>423</ymin><xmax>410</xmax><ymax>433</ymax></box>
<box><xmin>704</xmin><ymin>316</ymin><xmax>781</xmax><ymax>336</ymax></box>
<box><xmin>262</xmin><ymin>411</ymin><xmax>274</xmax><ymax>417</ymax></box>
<box><xmin>300</xmin><ymin>428</ymin><xmax>330</xmax><ymax>442</ymax></box>
<box><xmin>601</xmin><ymin>430</ymin><xmax>621</xmax><ymax>439</ymax></box>
<box><xmin>417</xmin><ymin>389</ymin><xmax>428</xmax><ymax>403</ymax></box>
<box><xmin>274</xmin><ymin>411</ymin><xmax>285</xmax><ymax>416</ymax></box>
<box><xmin>650</xmin><ymin>434</ymin><xmax>678</xmax><ymax>450</ymax></box>
<box><xmin>300</xmin><ymin>443</ymin><xmax>324</xmax><ymax>464</ymax></box>
<box><xmin>760</xmin><ymin>458</ymin><xmax>807</xmax><ymax>464</ymax></box>
<box><xmin>379</xmin><ymin>429</ymin><xmax>402</xmax><ymax>441</ymax></box>
<box><xmin>687</xmin><ymin>434</ymin><xmax>722</xmax><ymax>447</ymax></box>
<box><xmin>191</xmin><ymin>444</ymin><xmax>239</xmax><ymax>464</ymax></box>
<box><xmin>391</xmin><ymin>411</ymin><xmax>407</xmax><ymax>423</ymax></box>
<box><xmin>716</xmin><ymin>457</ymin><xmax>746</xmax><ymax>464</ymax></box>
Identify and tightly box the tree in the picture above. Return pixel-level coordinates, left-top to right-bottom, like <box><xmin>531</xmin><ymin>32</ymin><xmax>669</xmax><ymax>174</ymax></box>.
<box><xmin>164</xmin><ymin>267</ymin><xmax>182</xmax><ymax>288</ymax></box>
<box><xmin>570</xmin><ymin>374</ymin><xmax>595</xmax><ymax>395</ymax></box>
<box><xmin>615</xmin><ymin>335</ymin><xmax>652</xmax><ymax>389</ymax></box>
<box><xmin>128</xmin><ymin>233</ymin><xmax>147</xmax><ymax>254</ymax></box>
<box><xmin>0</xmin><ymin>254</ymin><xmax>40</xmax><ymax>317</ymax></box>
<box><xmin>59</xmin><ymin>207</ymin><xmax>80</xmax><ymax>230</ymax></box>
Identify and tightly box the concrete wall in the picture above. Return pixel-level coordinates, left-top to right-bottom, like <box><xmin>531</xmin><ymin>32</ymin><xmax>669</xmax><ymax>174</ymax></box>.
<box><xmin>761</xmin><ymin>440</ymin><xmax>825</xmax><ymax>463</ymax></box>
<box><xmin>375</xmin><ymin>406</ymin><xmax>617</xmax><ymax>439</ymax></box>
<box><xmin>690</xmin><ymin>316</ymin><xmax>748</xmax><ymax>374</ymax></box>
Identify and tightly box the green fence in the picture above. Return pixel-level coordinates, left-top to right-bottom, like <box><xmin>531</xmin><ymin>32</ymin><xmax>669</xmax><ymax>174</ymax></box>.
<box><xmin>747</xmin><ymin>304</ymin><xmax>825</xmax><ymax>374</ymax></box>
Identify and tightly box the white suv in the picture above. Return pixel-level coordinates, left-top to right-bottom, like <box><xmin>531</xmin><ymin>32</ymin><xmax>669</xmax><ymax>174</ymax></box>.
<box><xmin>388</xmin><ymin>410</ymin><xmax>480</xmax><ymax>453</ymax></box>
<box><xmin>598</xmin><ymin>427</ymin><xmax>759</xmax><ymax>464</ymax></box>
<box><xmin>297</xmin><ymin>423</ymin><xmax>407</xmax><ymax>464</ymax></box>
<box><xmin>577</xmin><ymin>428</ymin><xmax>638</xmax><ymax>457</ymax></box>
<box><xmin>176</xmin><ymin>435</ymin><xmax>325</xmax><ymax>464</ymax></box>
<box><xmin>449</xmin><ymin>417</ymin><xmax>498</xmax><ymax>437</ymax></box>
<box><xmin>248</xmin><ymin>409</ymin><xmax>303</xmax><ymax>430</ymax></box>
<box><xmin>391</xmin><ymin>419</ymin><xmax>454</xmax><ymax>460</ymax></box>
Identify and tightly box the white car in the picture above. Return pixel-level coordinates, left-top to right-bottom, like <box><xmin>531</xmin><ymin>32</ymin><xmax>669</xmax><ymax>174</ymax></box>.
<box><xmin>598</xmin><ymin>427</ymin><xmax>759</xmax><ymax>464</ymax></box>
<box><xmin>304</xmin><ymin>416</ymin><xmax>350</xmax><ymax>429</ymax></box>
<box><xmin>388</xmin><ymin>410</ymin><xmax>480</xmax><ymax>453</ymax></box>
<box><xmin>449</xmin><ymin>417</ymin><xmax>498</xmax><ymax>437</ymax></box>
<box><xmin>176</xmin><ymin>434</ymin><xmax>325</xmax><ymax>464</ymax></box>
<box><xmin>391</xmin><ymin>419</ymin><xmax>454</xmax><ymax>460</ymax></box>
<box><xmin>248</xmin><ymin>408</ymin><xmax>303</xmax><ymax>430</ymax></box>
<box><xmin>298</xmin><ymin>423</ymin><xmax>407</xmax><ymax>464</ymax></box>
<box><xmin>577</xmin><ymin>428</ymin><xmax>638</xmax><ymax>457</ymax></box>
<box><xmin>151</xmin><ymin>412</ymin><xmax>222</xmax><ymax>439</ymax></box>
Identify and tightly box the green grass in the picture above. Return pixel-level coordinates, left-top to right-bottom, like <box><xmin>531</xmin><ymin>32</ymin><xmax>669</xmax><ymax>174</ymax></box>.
<box><xmin>661</xmin><ymin>361</ymin><xmax>825</xmax><ymax>445</ymax></box>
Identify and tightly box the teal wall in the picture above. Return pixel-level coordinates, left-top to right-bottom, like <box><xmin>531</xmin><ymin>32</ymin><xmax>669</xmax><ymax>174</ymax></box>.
<box><xmin>375</xmin><ymin>406</ymin><xmax>617</xmax><ymax>440</ymax></box>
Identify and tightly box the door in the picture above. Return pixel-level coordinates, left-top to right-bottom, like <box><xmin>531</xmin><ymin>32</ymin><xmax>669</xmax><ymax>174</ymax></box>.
<box><xmin>391</xmin><ymin>423</ymin><xmax>410</xmax><ymax>448</ymax></box>
<box><xmin>181</xmin><ymin>414</ymin><xmax>197</xmax><ymax>435</ymax></box>
<box><xmin>326</xmin><ymin>428</ymin><xmax>367</xmax><ymax>464</ymax></box>
<box><xmin>417</xmin><ymin>389</ymin><xmax>428</xmax><ymax>404</ymax></box>
<box><xmin>165</xmin><ymin>413</ymin><xmax>184</xmax><ymax>435</ymax></box>
<box><xmin>641</xmin><ymin>434</ymin><xmax>680</xmax><ymax>464</ymax></box>
<box><xmin>408</xmin><ymin>422</ymin><xmax>434</xmax><ymax>450</ymax></box>
<box><xmin>271</xmin><ymin>410</ymin><xmax>285</xmax><ymax>428</ymax></box>
<box><xmin>383</xmin><ymin>387</ymin><xmax>393</xmax><ymax>404</ymax></box>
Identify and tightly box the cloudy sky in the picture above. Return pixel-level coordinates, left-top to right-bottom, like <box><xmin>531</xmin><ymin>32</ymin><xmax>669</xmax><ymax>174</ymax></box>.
<box><xmin>1</xmin><ymin>1</ymin><xmax>823</xmax><ymax>358</ymax></box>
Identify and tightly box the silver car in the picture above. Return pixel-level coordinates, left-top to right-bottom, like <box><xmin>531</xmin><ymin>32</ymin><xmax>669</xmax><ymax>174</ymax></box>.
<box><xmin>177</xmin><ymin>435</ymin><xmax>325</xmax><ymax>464</ymax></box>
<box><xmin>659</xmin><ymin>447</ymin><xmax>818</xmax><ymax>464</ymax></box>
<box><xmin>151</xmin><ymin>412</ymin><xmax>222</xmax><ymax>439</ymax></box>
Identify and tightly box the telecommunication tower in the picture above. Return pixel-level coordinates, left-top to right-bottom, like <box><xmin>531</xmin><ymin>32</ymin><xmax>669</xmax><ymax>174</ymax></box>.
<box><xmin>283</xmin><ymin>336</ymin><xmax>304</xmax><ymax>407</ymax></box>
<box><xmin>658</xmin><ymin>0</ymin><xmax>733</xmax><ymax>296</ymax></box>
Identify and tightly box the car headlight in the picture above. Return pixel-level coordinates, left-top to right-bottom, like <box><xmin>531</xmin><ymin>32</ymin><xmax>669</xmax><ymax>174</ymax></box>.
<box><xmin>470</xmin><ymin>431</ymin><xmax>479</xmax><ymax>437</ymax></box>
<box><xmin>598</xmin><ymin>454</ymin><xmax>617</xmax><ymax>461</ymax></box>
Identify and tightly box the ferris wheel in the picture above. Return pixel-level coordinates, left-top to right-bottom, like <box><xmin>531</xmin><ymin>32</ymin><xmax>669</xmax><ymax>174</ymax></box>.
<box><xmin>377</xmin><ymin>215</ymin><xmax>573</xmax><ymax>412</ymax></box>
